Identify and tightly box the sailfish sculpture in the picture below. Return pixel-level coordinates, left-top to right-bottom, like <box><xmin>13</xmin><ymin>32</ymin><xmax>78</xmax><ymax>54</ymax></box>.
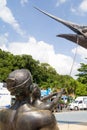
<box><xmin>34</xmin><ymin>7</ymin><xmax>87</xmax><ymax>49</ymax></box>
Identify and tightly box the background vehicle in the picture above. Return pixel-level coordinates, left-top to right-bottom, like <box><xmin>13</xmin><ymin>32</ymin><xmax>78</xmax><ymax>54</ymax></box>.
<box><xmin>68</xmin><ymin>96</ymin><xmax>87</xmax><ymax>110</ymax></box>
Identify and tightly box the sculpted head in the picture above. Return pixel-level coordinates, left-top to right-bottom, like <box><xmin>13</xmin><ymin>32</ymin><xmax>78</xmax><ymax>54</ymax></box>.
<box><xmin>32</xmin><ymin>83</ymin><xmax>41</xmax><ymax>99</ymax></box>
<box><xmin>6</xmin><ymin>69</ymin><xmax>33</xmax><ymax>96</ymax></box>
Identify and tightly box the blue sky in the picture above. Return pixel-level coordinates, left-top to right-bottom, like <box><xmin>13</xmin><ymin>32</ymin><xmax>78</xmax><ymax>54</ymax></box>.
<box><xmin>0</xmin><ymin>0</ymin><xmax>87</xmax><ymax>79</ymax></box>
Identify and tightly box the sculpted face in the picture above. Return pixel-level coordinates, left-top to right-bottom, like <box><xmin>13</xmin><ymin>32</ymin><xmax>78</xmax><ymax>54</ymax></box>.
<box><xmin>32</xmin><ymin>84</ymin><xmax>41</xmax><ymax>99</ymax></box>
<box><xmin>6</xmin><ymin>78</ymin><xmax>17</xmax><ymax>95</ymax></box>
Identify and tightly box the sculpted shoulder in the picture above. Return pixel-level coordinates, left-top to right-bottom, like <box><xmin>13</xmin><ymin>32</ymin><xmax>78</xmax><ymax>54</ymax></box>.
<box><xmin>0</xmin><ymin>109</ymin><xmax>17</xmax><ymax>130</ymax></box>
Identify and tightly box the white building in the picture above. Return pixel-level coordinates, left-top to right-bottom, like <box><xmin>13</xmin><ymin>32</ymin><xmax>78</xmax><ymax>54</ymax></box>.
<box><xmin>0</xmin><ymin>83</ymin><xmax>14</xmax><ymax>109</ymax></box>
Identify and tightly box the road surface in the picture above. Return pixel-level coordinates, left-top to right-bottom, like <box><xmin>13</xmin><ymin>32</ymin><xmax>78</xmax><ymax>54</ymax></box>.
<box><xmin>54</xmin><ymin>110</ymin><xmax>87</xmax><ymax>125</ymax></box>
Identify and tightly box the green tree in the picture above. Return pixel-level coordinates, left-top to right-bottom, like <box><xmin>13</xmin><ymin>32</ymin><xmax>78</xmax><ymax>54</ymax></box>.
<box><xmin>0</xmin><ymin>49</ymin><xmax>85</xmax><ymax>97</ymax></box>
<box><xmin>76</xmin><ymin>63</ymin><xmax>87</xmax><ymax>85</ymax></box>
<box><xmin>75</xmin><ymin>82</ymin><xmax>87</xmax><ymax>96</ymax></box>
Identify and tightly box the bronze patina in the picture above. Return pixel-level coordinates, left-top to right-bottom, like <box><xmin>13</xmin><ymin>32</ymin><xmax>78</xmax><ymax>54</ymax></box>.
<box><xmin>0</xmin><ymin>69</ymin><xmax>59</xmax><ymax>130</ymax></box>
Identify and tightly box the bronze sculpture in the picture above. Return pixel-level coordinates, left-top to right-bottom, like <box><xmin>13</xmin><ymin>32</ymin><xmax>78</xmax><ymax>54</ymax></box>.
<box><xmin>31</xmin><ymin>83</ymin><xmax>64</xmax><ymax>111</ymax></box>
<box><xmin>0</xmin><ymin>69</ymin><xmax>59</xmax><ymax>130</ymax></box>
<box><xmin>35</xmin><ymin>7</ymin><xmax>87</xmax><ymax>49</ymax></box>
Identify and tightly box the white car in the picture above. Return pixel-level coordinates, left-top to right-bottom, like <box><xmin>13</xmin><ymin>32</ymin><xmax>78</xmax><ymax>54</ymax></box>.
<box><xmin>68</xmin><ymin>96</ymin><xmax>87</xmax><ymax>110</ymax></box>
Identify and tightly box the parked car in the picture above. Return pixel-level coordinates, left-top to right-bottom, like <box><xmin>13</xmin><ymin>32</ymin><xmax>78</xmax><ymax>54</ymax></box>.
<box><xmin>68</xmin><ymin>96</ymin><xmax>87</xmax><ymax>110</ymax></box>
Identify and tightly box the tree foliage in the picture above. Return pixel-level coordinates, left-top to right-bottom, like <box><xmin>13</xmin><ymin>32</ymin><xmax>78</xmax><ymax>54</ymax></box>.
<box><xmin>76</xmin><ymin>63</ymin><xmax>87</xmax><ymax>85</ymax></box>
<box><xmin>0</xmin><ymin>49</ymin><xmax>86</xmax><ymax>96</ymax></box>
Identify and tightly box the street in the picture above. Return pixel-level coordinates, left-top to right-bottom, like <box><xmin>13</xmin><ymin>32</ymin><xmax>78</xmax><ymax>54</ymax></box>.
<box><xmin>54</xmin><ymin>110</ymin><xmax>87</xmax><ymax>125</ymax></box>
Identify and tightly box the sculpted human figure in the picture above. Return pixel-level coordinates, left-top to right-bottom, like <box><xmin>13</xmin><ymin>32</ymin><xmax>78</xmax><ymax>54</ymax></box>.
<box><xmin>31</xmin><ymin>83</ymin><xmax>64</xmax><ymax>111</ymax></box>
<box><xmin>0</xmin><ymin>69</ymin><xmax>59</xmax><ymax>130</ymax></box>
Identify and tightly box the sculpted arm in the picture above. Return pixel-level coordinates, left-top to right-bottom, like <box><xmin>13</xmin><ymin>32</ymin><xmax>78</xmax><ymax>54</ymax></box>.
<box><xmin>42</xmin><ymin>88</ymin><xmax>65</xmax><ymax>110</ymax></box>
<box><xmin>41</xmin><ymin>92</ymin><xmax>57</xmax><ymax>102</ymax></box>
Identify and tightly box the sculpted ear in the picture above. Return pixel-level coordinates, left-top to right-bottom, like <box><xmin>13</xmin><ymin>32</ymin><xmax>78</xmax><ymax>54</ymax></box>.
<box><xmin>29</xmin><ymin>84</ymin><xmax>33</xmax><ymax>93</ymax></box>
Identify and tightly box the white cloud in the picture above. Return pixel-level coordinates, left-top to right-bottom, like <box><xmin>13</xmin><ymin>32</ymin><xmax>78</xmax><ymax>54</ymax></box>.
<box><xmin>56</xmin><ymin>0</ymin><xmax>67</xmax><ymax>6</ymax></box>
<box><xmin>79</xmin><ymin>0</ymin><xmax>87</xmax><ymax>12</ymax></box>
<box><xmin>72</xmin><ymin>46</ymin><xmax>87</xmax><ymax>61</ymax></box>
<box><xmin>0</xmin><ymin>0</ymin><xmax>24</xmax><ymax>36</ymax></box>
<box><xmin>0</xmin><ymin>34</ymin><xmax>9</xmax><ymax>51</ymax></box>
<box><xmin>0</xmin><ymin>34</ymin><xmax>8</xmax><ymax>45</ymax></box>
<box><xmin>71</xmin><ymin>0</ymin><xmax>87</xmax><ymax>15</ymax></box>
<box><xmin>20</xmin><ymin>0</ymin><xmax>28</xmax><ymax>6</ymax></box>
<box><xmin>0</xmin><ymin>36</ymin><xmax>81</xmax><ymax>79</ymax></box>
